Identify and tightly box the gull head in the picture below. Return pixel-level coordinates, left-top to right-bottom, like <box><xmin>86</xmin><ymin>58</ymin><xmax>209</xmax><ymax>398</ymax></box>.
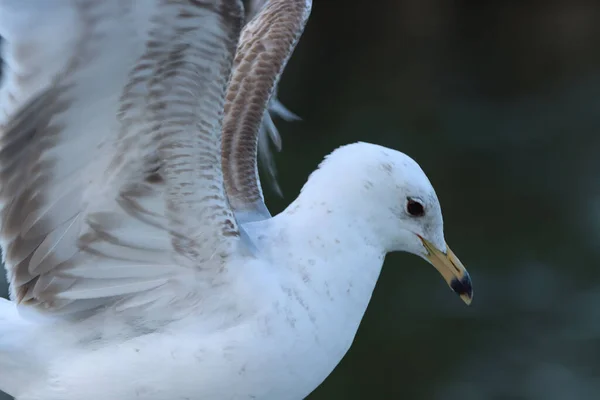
<box><xmin>311</xmin><ymin>142</ymin><xmax>473</xmax><ymax>305</ymax></box>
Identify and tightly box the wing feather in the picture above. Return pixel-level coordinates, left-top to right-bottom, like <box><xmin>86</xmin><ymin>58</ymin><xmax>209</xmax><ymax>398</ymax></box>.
<box><xmin>0</xmin><ymin>0</ymin><xmax>244</xmax><ymax>315</ymax></box>
<box><xmin>222</xmin><ymin>0</ymin><xmax>311</xmax><ymax>223</ymax></box>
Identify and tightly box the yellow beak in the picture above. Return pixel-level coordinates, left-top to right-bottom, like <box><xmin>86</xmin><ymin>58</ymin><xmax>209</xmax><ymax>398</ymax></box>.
<box><xmin>419</xmin><ymin>237</ymin><xmax>473</xmax><ymax>305</ymax></box>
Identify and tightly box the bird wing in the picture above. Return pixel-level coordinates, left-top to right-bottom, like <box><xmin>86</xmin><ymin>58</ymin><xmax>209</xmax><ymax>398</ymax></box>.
<box><xmin>222</xmin><ymin>0</ymin><xmax>312</xmax><ymax>223</ymax></box>
<box><xmin>0</xmin><ymin>0</ymin><xmax>244</xmax><ymax>315</ymax></box>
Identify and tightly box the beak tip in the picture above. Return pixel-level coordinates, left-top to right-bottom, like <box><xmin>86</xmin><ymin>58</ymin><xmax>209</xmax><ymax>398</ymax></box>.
<box><xmin>461</xmin><ymin>294</ymin><xmax>473</xmax><ymax>306</ymax></box>
<box><xmin>450</xmin><ymin>274</ymin><xmax>473</xmax><ymax>305</ymax></box>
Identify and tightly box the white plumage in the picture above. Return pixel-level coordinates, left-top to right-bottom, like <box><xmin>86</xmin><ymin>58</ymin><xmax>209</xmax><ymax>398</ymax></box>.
<box><xmin>0</xmin><ymin>1</ymin><xmax>472</xmax><ymax>399</ymax></box>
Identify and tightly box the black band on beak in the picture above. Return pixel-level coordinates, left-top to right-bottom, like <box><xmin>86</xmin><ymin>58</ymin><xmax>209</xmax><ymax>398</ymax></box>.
<box><xmin>450</xmin><ymin>272</ymin><xmax>473</xmax><ymax>299</ymax></box>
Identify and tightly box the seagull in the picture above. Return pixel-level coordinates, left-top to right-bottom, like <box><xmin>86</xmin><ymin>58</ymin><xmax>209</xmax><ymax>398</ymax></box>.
<box><xmin>0</xmin><ymin>1</ymin><xmax>473</xmax><ymax>399</ymax></box>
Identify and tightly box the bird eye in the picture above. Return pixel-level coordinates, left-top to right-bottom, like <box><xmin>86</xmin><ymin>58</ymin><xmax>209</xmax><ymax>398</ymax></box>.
<box><xmin>406</xmin><ymin>198</ymin><xmax>425</xmax><ymax>217</ymax></box>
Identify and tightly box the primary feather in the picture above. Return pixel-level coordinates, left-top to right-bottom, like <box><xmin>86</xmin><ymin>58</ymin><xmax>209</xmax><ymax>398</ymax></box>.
<box><xmin>231</xmin><ymin>0</ymin><xmax>309</xmax><ymax>207</ymax></box>
<box><xmin>0</xmin><ymin>0</ymin><xmax>244</xmax><ymax>314</ymax></box>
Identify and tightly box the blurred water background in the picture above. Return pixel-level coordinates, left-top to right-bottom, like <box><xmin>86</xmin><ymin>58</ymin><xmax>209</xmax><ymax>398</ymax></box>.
<box><xmin>2</xmin><ymin>0</ymin><xmax>600</xmax><ymax>399</ymax></box>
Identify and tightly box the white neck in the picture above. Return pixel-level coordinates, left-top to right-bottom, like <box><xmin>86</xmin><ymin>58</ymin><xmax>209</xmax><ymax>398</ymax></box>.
<box><xmin>263</xmin><ymin>166</ymin><xmax>391</xmax><ymax>331</ymax></box>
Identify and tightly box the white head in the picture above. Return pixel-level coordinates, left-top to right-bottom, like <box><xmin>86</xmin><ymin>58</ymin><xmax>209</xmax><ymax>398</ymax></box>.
<box><xmin>301</xmin><ymin>142</ymin><xmax>472</xmax><ymax>304</ymax></box>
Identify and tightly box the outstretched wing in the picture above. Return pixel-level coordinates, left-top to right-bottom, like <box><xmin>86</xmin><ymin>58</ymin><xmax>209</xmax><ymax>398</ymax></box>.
<box><xmin>0</xmin><ymin>0</ymin><xmax>243</xmax><ymax>315</ymax></box>
<box><xmin>222</xmin><ymin>0</ymin><xmax>311</xmax><ymax>223</ymax></box>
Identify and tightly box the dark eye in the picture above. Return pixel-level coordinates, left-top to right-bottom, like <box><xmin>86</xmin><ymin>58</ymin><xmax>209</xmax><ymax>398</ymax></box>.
<box><xmin>406</xmin><ymin>198</ymin><xmax>425</xmax><ymax>217</ymax></box>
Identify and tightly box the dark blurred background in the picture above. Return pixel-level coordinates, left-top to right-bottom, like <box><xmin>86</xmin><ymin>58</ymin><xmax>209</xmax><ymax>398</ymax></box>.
<box><xmin>2</xmin><ymin>0</ymin><xmax>600</xmax><ymax>399</ymax></box>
